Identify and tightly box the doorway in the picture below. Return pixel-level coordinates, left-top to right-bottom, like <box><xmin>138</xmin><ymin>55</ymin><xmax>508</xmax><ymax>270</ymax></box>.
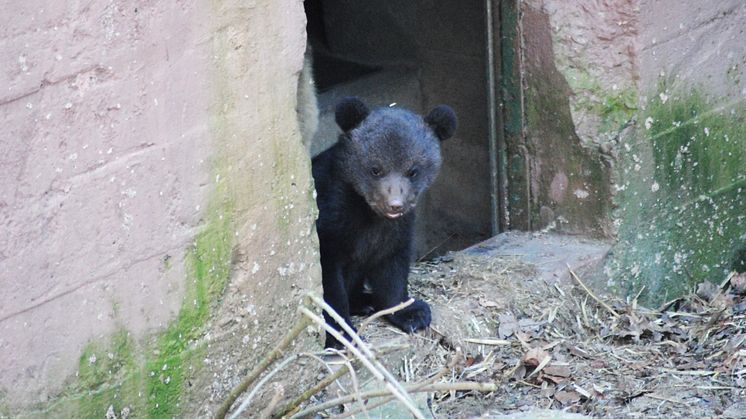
<box><xmin>305</xmin><ymin>0</ymin><xmax>503</xmax><ymax>258</ymax></box>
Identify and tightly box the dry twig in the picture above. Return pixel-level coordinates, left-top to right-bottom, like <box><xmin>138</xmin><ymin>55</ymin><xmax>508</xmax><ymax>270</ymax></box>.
<box><xmin>299</xmin><ymin>303</ymin><xmax>424</xmax><ymax>419</ymax></box>
<box><xmin>567</xmin><ymin>264</ymin><xmax>620</xmax><ymax>318</ymax></box>
<box><xmin>271</xmin><ymin>346</ymin><xmax>406</xmax><ymax>418</ymax></box>
<box><xmin>358</xmin><ymin>298</ymin><xmax>414</xmax><ymax>334</ymax></box>
<box><xmin>292</xmin><ymin>381</ymin><xmax>496</xmax><ymax>418</ymax></box>
<box><xmin>258</xmin><ymin>385</ymin><xmax>284</xmax><ymax>419</ymax></box>
<box><xmin>335</xmin><ymin>351</ymin><xmax>462</xmax><ymax>419</ymax></box>
<box><xmin>215</xmin><ymin>313</ymin><xmax>312</xmax><ymax>419</ymax></box>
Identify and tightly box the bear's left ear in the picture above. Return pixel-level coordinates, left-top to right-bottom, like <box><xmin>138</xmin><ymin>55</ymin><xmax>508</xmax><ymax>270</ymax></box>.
<box><xmin>425</xmin><ymin>105</ymin><xmax>457</xmax><ymax>141</ymax></box>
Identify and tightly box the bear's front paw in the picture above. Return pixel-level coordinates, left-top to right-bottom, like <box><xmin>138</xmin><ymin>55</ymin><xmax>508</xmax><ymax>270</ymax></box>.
<box><xmin>386</xmin><ymin>299</ymin><xmax>432</xmax><ymax>333</ymax></box>
<box><xmin>324</xmin><ymin>325</ymin><xmax>358</xmax><ymax>350</ymax></box>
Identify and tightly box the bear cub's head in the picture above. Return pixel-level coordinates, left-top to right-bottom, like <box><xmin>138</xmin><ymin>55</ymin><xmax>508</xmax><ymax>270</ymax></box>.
<box><xmin>335</xmin><ymin>97</ymin><xmax>457</xmax><ymax>220</ymax></box>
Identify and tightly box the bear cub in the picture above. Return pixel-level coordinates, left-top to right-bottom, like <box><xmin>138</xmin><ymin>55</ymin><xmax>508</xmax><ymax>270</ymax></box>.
<box><xmin>312</xmin><ymin>97</ymin><xmax>457</xmax><ymax>348</ymax></box>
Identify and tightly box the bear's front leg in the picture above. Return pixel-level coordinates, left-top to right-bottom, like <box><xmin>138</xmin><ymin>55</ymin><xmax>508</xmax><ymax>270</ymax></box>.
<box><xmin>321</xmin><ymin>260</ymin><xmax>356</xmax><ymax>349</ymax></box>
<box><xmin>369</xmin><ymin>251</ymin><xmax>432</xmax><ymax>333</ymax></box>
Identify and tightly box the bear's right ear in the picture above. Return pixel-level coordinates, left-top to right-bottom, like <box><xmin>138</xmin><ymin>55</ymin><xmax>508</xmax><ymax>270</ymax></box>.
<box><xmin>335</xmin><ymin>97</ymin><xmax>370</xmax><ymax>132</ymax></box>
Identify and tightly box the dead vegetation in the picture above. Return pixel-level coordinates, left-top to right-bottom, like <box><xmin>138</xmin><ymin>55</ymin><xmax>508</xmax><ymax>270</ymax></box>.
<box><xmin>218</xmin><ymin>254</ymin><xmax>746</xmax><ymax>418</ymax></box>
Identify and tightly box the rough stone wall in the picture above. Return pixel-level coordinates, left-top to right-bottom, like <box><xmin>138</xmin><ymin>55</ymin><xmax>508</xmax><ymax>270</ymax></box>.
<box><xmin>0</xmin><ymin>1</ymin><xmax>320</xmax><ymax>416</ymax></box>
<box><xmin>519</xmin><ymin>0</ymin><xmax>746</xmax><ymax>302</ymax></box>
<box><xmin>518</xmin><ymin>0</ymin><xmax>633</xmax><ymax>236</ymax></box>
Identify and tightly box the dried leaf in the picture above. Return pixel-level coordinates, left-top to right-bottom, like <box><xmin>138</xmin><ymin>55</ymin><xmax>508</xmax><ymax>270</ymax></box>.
<box><xmin>511</xmin><ymin>365</ymin><xmax>527</xmax><ymax>380</ymax></box>
<box><xmin>478</xmin><ymin>297</ymin><xmax>500</xmax><ymax>308</ymax></box>
<box><xmin>696</xmin><ymin>281</ymin><xmax>719</xmax><ymax>302</ymax></box>
<box><xmin>518</xmin><ymin>318</ymin><xmax>543</xmax><ymax>331</ymax></box>
<box><xmin>543</xmin><ymin>364</ymin><xmax>571</xmax><ymax>378</ymax></box>
<box><xmin>465</xmin><ymin>356</ymin><xmax>477</xmax><ymax>367</ymax></box>
<box><xmin>590</xmin><ymin>359</ymin><xmax>606</xmax><ymax>369</ymax></box>
<box><xmin>540</xmin><ymin>373</ymin><xmax>566</xmax><ymax>384</ymax></box>
<box><xmin>554</xmin><ymin>390</ymin><xmax>581</xmax><ymax>405</ymax></box>
<box><xmin>569</xmin><ymin>346</ymin><xmax>591</xmax><ymax>359</ymax></box>
<box><xmin>522</xmin><ymin>347</ymin><xmax>550</xmax><ymax>368</ymax></box>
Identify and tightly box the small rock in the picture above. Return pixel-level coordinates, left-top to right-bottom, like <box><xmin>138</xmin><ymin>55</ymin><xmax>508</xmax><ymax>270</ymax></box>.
<box><xmin>729</xmin><ymin>272</ymin><xmax>746</xmax><ymax>294</ymax></box>
<box><xmin>733</xmin><ymin>300</ymin><xmax>746</xmax><ymax>314</ymax></box>
<box><xmin>722</xmin><ymin>401</ymin><xmax>746</xmax><ymax>418</ymax></box>
<box><xmin>695</xmin><ymin>281</ymin><xmax>719</xmax><ymax>302</ymax></box>
<box><xmin>554</xmin><ymin>390</ymin><xmax>581</xmax><ymax>405</ymax></box>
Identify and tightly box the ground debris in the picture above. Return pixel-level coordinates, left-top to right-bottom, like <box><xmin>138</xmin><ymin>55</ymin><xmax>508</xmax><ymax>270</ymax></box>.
<box><xmin>396</xmin><ymin>254</ymin><xmax>746</xmax><ymax>417</ymax></box>
<box><xmin>227</xmin><ymin>252</ymin><xmax>745</xmax><ymax>418</ymax></box>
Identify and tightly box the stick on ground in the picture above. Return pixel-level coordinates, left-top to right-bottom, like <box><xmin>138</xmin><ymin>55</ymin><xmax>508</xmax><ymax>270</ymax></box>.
<box><xmin>358</xmin><ymin>298</ymin><xmax>414</xmax><ymax>334</ymax></box>
<box><xmin>299</xmin><ymin>305</ymin><xmax>425</xmax><ymax>419</ymax></box>
<box><xmin>567</xmin><ymin>264</ymin><xmax>619</xmax><ymax>318</ymax></box>
<box><xmin>215</xmin><ymin>313</ymin><xmax>311</xmax><ymax>419</ymax></box>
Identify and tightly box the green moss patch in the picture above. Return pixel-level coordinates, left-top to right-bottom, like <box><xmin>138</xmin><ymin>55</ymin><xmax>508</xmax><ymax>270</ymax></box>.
<box><xmin>563</xmin><ymin>67</ymin><xmax>638</xmax><ymax>134</ymax></box>
<box><xmin>75</xmin><ymin>331</ymin><xmax>142</xmax><ymax>418</ymax></box>
<box><xmin>140</xmin><ymin>11</ymin><xmax>239</xmax><ymax>414</ymax></box>
<box><xmin>22</xmin><ymin>180</ymin><xmax>235</xmax><ymax>419</ymax></box>
<box><xmin>146</xmin><ymin>195</ymin><xmax>233</xmax><ymax>417</ymax></box>
<box><xmin>23</xmin><ymin>331</ymin><xmax>144</xmax><ymax>418</ymax></box>
<box><xmin>610</xmin><ymin>86</ymin><xmax>746</xmax><ymax>304</ymax></box>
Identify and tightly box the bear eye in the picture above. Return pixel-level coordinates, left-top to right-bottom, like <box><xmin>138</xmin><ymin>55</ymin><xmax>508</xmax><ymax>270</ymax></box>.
<box><xmin>406</xmin><ymin>167</ymin><xmax>418</xmax><ymax>178</ymax></box>
<box><xmin>370</xmin><ymin>167</ymin><xmax>382</xmax><ymax>177</ymax></box>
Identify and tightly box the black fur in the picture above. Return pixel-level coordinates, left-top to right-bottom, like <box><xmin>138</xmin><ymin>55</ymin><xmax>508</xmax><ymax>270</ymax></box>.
<box><xmin>335</xmin><ymin>97</ymin><xmax>370</xmax><ymax>132</ymax></box>
<box><xmin>312</xmin><ymin>97</ymin><xmax>457</xmax><ymax>348</ymax></box>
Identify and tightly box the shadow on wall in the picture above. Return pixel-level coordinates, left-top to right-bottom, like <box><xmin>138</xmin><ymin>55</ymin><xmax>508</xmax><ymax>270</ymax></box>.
<box><xmin>520</xmin><ymin>5</ymin><xmax>614</xmax><ymax>238</ymax></box>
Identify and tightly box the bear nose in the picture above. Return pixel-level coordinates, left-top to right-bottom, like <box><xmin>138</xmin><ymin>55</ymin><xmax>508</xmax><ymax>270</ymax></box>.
<box><xmin>387</xmin><ymin>199</ymin><xmax>403</xmax><ymax>213</ymax></box>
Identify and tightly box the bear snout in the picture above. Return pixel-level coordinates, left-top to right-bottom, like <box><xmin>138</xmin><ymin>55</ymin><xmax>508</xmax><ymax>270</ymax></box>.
<box><xmin>370</xmin><ymin>174</ymin><xmax>414</xmax><ymax>219</ymax></box>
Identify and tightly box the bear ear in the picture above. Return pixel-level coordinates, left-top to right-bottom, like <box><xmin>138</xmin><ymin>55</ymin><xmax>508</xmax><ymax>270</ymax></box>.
<box><xmin>335</xmin><ymin>97</ymin><xmax>370</xmax><ymax>132</ymax></box>
<box><xmin>425</xmin><ymin>105</ymin><xmax>457</xmax><ymax>141</ymax></box>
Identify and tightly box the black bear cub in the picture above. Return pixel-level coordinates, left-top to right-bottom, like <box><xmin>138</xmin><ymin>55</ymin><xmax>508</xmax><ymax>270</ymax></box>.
<box><xmin>312</xmin><ymin>97</ymin><xmax>457</xmax><ymax>348</ymax></box>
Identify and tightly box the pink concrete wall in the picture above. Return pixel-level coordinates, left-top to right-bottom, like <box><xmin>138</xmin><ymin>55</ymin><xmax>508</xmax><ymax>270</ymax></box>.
<box><xmin>0</xmin><ymin>1</ymin><xmax>319</xmax><ymax>413</ymax></box>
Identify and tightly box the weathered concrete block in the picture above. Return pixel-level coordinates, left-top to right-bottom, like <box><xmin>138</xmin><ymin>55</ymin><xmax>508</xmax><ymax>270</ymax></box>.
<box><xmin>1</xmin><ymin>1</ymin><xmax>320</xmax><ymax>416</ymax></box>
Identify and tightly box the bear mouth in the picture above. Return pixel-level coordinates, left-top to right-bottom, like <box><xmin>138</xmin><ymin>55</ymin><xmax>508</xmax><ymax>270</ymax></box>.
<box><xmin>366</xmin><ymin>198</ymin><xmax>415</xmax><ymax>220</ymax></box>
<box><xmin>367</xmin><ymin>201</ymin><xmax>409</xmax><ymax>219</ymax></box>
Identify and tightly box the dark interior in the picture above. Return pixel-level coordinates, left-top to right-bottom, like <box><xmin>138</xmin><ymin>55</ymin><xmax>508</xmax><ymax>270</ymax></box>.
<box><xmin>305</xmin><ymin>0</ymin><xmax>493</xmax><ymax>259</ymax></box>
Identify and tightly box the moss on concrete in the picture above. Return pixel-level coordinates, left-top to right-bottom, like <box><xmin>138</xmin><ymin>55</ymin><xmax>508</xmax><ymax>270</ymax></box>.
<box><xmin>563</xmin><ymin>67</ymin><xmax>638</xmax><ymax>134</ymax></box>
<box><xmin>21</xmin><ymin>330</ymin><xmax>144</xmax><ymax>418</ymax></box>
<box><xmin>21</xmin><ymin>195</ymin><xmax>234</xmax><ymax>418</ymax></box>
<box><xmin>75</xmin><ymin>331</ymin><xmax>142</xmax><ymax>418</ymax></box>
<box><xmin>146</xmin><ymin>194</ymin><xmax>234</xmax><ymax>417</ymax></box>
<box><xmin>27</xmin><ymin>191</ymin><xmax>234</xmax><ymax>419</ymax></box>
<box><xmin>610</xmin><ymin>86</ymin><xmax>746</xmax><ymax>303</ymax></box>
<box><xmin>24</xmin><ymin>44</ymin><xmax>241</xmax><ymax>419</ymax></box>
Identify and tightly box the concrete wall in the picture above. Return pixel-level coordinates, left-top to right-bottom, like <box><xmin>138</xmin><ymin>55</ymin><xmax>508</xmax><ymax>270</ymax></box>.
<box><xmin>516</xmin><ymin>0</ymin><xmax>637</xmax><ymax>236</ymax></box>
<box><xmin>609</xmin><ymin>0</ymin><xmax>746</xmax><ymax>301</ymax></box>
<box><xmin>518</xmin><ymin>0</ymin><xmax>746</xmax><ymax>302</ymax></box>
<box><xmin>0</xmin><ymin>1</ymin><xmax>320</xmax><ymax>416</ymax></box>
